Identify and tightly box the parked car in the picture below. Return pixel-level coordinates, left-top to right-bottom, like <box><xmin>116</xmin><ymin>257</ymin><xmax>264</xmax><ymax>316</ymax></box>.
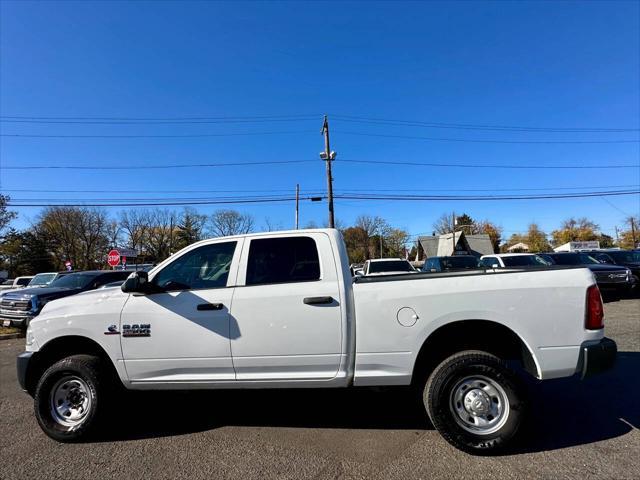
<box><xmin>18</xmin><ymin>229</ymin><xmax>615</xmax><ymax>454</ymax></box>
<box><xmin>0</xmin><ymin>270</ymin><xmax>131</xmax><ymax>328</ymax></box>
<box><xmin>422</xmin><ymin>255</ymin><xmax>480</xmax><ymax>272</ymax></box>
<box><xmin>0</xmin><ymin>276</ymin><xmax>33</xmax><ymax>291</ymax></box>
<box><xmin>539</xmin><ymin>252</ymin><xmax>634</xmax><ymax>294</ymax></box>
<box><xmin>361</xmin><ymin>258</ymin><xmax>416</xmax><ymax>276</ymax></box>
<box><xmin>590</xmin><ymin>250</ymin><xmax>640</xmax><ymax>289</ymax></box>
<box><xmin>479</xmin><ymin>253</ymin><xmax>551</xmax><ymax>268</ymax></box>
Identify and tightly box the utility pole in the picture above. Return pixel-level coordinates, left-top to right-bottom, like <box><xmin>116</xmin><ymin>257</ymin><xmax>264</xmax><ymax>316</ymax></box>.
<box><xmin>452</xmin><ymin>211</ymin><xmax>456</xmax><ymax>255</ymax></box>
<box><xmin>614</xmin><ymin>226</ymin><xmax>620</xmax><ymax>245</ymax></box>
<box><xmin>320</xmin><ymin>115</ymin><xmax>336</xmax><ymax>228</ymax></box>
<box><xmin>295</xmin><ymin>184</ymin><xmax>300</xmax><ymax>230</ymax></box>
<box><xmin>631</xmin><ymin>217</ymin><xmax>637</xmax><ymax>247</ymax></box>
<box><xmin>379</xmin><ymin>229</ymin><xmax>383</xmax><ymax>258</ymax></box>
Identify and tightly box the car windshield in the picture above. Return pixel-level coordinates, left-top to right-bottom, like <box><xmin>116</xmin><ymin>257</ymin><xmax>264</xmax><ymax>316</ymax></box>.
<box><xmin>49</xmin><ymin>273</ymin><xmax>99</xmax><ymax>289</ymax></box>
<box><xmin>606</xmin><ymin>251</ymin><xmax>640</xmax><ymax>263</ymax></box>
<box><xmin>368</xmin><ymin>260</ymin><xmax>414</xmax><ymax>273</ymax></box>
<box><xmin>442</xmin><ymin>256</ymin><xmax>479</xmax><ymax>269</ymax></box>
<box><xmin>502</xmin><ymin>255</ymin><xmax>550</xmax><ymax>267</ymax></box>
<box><xmin>28</xmin><ymin>273</ymin><xmax>56</xmax><ymax>286</ymax></box>
<box><xmin>550</xmin><ymin>253</ymin><xmax>599</xmax><ymax>265</ymax></box>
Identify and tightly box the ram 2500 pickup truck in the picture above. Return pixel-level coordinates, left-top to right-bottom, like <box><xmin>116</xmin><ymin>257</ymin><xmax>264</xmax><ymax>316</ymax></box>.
<box><xmin>17</xmin><ymin>229</ymin><xmax>616</xmax><ymax>454</ymax></box>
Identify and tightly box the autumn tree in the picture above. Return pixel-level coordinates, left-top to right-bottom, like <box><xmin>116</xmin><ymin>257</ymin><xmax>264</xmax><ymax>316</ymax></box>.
<box><xmin>618</xmin><ymin>216</ymin><xmax>639</xmax><ymax>249</ymax></box>
<box><xmin>551</xmin><ymin>217</ymin><xmax>600</xmax><ymax>246</ymax></box>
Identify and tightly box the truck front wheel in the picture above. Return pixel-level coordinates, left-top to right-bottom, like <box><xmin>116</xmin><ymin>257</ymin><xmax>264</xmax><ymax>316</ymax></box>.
<box><xmin>424</xmin><ymin>350</ymin><xmax>526</xmax><ymax>454</ymax></box>
<box><xmin>34</xmin><ymin>355</ymin><xmax>105</xmax><ymax>442</ymax></box>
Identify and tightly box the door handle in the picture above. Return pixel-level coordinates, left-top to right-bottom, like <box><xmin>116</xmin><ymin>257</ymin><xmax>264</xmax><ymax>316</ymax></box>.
<box><xmin>303</xmin><ymin>296</ymin><xmax>334</xmax><ymax>305</ymax></box>
<box><xmin>197</xmin><ymin>303</ymin><xmax>224</xmax><ymax>311</ymax></box>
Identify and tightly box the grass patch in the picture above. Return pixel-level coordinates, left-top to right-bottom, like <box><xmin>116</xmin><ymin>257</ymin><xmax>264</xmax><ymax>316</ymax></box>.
<box><xmin>0</xmin><ymin>326</ymin><xmax>24</xmax><ymax>335</ymax></box>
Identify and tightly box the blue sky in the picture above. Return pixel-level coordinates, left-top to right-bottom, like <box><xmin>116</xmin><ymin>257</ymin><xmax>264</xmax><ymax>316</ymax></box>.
<box><xmin>1</xmin><ymin>0</ymin><xmax>639</xmax><ymax>242</ymax></box>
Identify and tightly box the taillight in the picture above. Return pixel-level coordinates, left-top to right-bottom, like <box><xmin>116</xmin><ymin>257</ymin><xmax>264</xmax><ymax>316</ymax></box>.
<box><xmin>585</xmin><ymin>285</ymin><xmax>604</xmax><ymax>330</ymax></box>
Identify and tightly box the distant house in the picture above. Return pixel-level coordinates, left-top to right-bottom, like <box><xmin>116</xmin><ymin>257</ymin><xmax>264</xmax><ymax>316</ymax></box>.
<box><xmin>554</xmin><ymin>241</ymin><xmax>600</xmax><ymax>252</ymax></box>
<box><xmin>507</xmin><ymin>242</ymin><xmax>530</xmax><ymax>252</ymax></box>
<box><xmin>418</xmin><ymin>231</ymin><xmax>494</xmax><ymax>258</ymax></box>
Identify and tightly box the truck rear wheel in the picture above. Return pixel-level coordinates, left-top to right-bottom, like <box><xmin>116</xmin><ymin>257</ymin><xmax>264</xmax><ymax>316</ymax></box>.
<box><xmin>424</xmin><ymin>350</ymin><xmax>526</xmax><ymax>454</ymax></box>
<box><xmin>34</xmin><ymin>355</ymin><xmax>105</xmax><ymax>442</ymax></box>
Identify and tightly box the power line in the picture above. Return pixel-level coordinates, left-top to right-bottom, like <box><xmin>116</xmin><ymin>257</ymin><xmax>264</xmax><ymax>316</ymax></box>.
<box><xmin>331</xmin><ymin>114</ymin><xmax>640</xmax><ymax>133</ymax></box>
<box><xmin>0</xmin><ymin>114</ymin><xmax>319</xmax><ymax>121</ymax></box>
<box><xmin>2</xmin><ymin>160</ymin><xmax>316</xmax><ymax>170</ymax></box>
<box><xmin>338</xmin><ymin>131</ymin><xmax>640</xmax><ymax>144</ymax></box>
<box><xmin>6</xmin><ymin>189</ymin><xmax>638</xmax><ymax>207</ymax></box>
<box><xmin>0</xmin><ymin>130</ymin><xmax>314</xmax><ymax>139</ymax></box>
<box><xmin>334</xmin><ymin>190</ymin><xmax>640</xmax><ymax>201</ymax></box>
<box><xmin>2</xmin><ymin>184</ymin><xmax>637</xmax><ymax>194</ymax></box>
<box><xmin>4</xmin><ymin>113</ymin><xmax>636</xmax><ymax>132</ymax></box>
<box><xmin>339</xmin><ymin>159</ymin><xmax>639</xmax><ymax>169</ymax></box>
<box><xmin>3</xmin><ymin>159</ymin><xmax>638</xmax><ymax>171</ymax></box>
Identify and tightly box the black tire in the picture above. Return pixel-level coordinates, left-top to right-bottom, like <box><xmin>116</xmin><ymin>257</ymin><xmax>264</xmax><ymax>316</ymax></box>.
<box><xmin>34</xmin><ymin>355</ymin><xmax>105</xmax><ymax>442</ymax></box>
<box><xmin>424</xmin><ymin>350</ymin><xmax>526</xmax><ymax>455</ymax></box>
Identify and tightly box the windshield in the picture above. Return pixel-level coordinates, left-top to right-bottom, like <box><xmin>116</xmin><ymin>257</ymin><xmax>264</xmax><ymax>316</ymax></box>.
<box><xmin>49</xmin><ymin>273</ymin><xmax>98</xmax><ymax>289</ymax></box>
<box><xmin>28</xmin><ymin>273</ymin><xmax>56</xmax><ymax>286</ymax></box>
<box><xmin>606</xmin><ymin>251</ymin><xmax>640</xmax><ymax>263</ymax></box>
<box><xmin>368</xmin><ymin>260</ymin><xmax>415</xmax><ymax>273</ymax></box>
<box><xmin>550</xmin><ymin>253</ymin><xmax>599</xmax><ymax>265</ymax></box>
<box><xmin>443</xmin><ymin>256</ymin><xmax>479</xmax><ymax>269</ymax></box>
<box><xmin>502</xmin><ymin>255</ymin><xmax>550</xmax><ymax>267</ymax></box>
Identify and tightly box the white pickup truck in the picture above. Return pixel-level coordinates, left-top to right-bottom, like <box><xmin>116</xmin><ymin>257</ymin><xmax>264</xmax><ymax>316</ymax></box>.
<box><xmin>17</xmin><ymin>229</ymin><xmax>616</xmax><ymax>454</ymax></box>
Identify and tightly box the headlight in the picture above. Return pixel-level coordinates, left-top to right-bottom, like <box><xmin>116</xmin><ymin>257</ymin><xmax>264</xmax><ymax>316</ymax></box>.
<box><xmin>25</xmin><ymin>327</ymin><xmax>35</xmax><ymax>346</ymax></box>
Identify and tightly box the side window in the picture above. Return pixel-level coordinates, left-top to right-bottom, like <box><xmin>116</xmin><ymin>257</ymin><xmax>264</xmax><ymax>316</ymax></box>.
<box><xmin>482</xmin><ymin>257</ymin><xmax>498</xmax><ymax>267</ymax></box>
<box><xmin>154</xmin><ymin>242</ymin><xmax>237</xmax><ymax>291</ymax></box>
<box><xmin>246</xmin><ymin>236</ymin><xmax>320</xmax><ymax>285</ymax></box>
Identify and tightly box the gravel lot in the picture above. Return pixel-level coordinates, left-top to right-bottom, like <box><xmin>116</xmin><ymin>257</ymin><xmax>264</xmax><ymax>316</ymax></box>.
<box><xmin>1</xmin><ymin>299</ymin><xmax>638</xmax><ymax>480</ymax></box>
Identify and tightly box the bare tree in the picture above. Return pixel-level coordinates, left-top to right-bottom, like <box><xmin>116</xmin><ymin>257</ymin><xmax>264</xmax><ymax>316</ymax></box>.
<box><xmin>209</xmin><ymin>209</ymin><xmax>254</xmax><ymax>237</ymax></box>
<box><xmin>119</xmin><ymin>209</ymin><xmax>152</xmax><ymax>254</ymax></box>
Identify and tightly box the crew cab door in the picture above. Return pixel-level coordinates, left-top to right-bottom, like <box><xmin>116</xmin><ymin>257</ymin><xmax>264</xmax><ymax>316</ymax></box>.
<box><xmin>230</xmin><ymin>233</ymin><xmax>343</xmax><ymax>380</ymax></box>
<box><xmin>120</xmin><ymin>239</ymin><xmax>242</xmax><ymax>384</ymax></box>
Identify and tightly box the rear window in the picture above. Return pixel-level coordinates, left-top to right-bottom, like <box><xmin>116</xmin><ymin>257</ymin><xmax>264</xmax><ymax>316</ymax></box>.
<box><xmin>502</xmin><ymin>255</ymin><xmax>550</xmax><ymax>267</ymax></box>
<box><xmin>368</xmin><ymin>260</ymin><xmax>414</xmax><ymax>273</ymax></box>
<box><xmin>443</xmin><ymin>256</ymin><xmax>479</xmax><ymax>269</ymax></box>
<box><xmin>246</xmin><ymin>237</ymin><xmax>320</xmax><ymax>285</ymax></box>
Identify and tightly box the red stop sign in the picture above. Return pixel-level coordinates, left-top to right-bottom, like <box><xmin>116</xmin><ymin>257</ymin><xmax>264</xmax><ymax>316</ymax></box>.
<box><xmin>107</xmin><ymin>249</ymin><xmax>120</xmax><ymax>267</ymax></box>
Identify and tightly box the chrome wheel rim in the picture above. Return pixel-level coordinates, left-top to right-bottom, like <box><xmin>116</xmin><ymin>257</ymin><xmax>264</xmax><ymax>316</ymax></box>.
<box><xmin>49</xmin><ymin>376</ymin><xmax>92</xmax><ymax>428</ymax></box>
<box><xmin>450</xmin><ymin>375</ymin><xmax>509</xmax><ymax>435</ymax></box>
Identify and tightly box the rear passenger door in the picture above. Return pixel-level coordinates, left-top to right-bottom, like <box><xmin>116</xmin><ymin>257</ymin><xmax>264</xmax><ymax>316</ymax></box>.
<box><xmin>229</xmin><ymin>233</ymin><xmax>343</xmax><ymax>381</ymax></box>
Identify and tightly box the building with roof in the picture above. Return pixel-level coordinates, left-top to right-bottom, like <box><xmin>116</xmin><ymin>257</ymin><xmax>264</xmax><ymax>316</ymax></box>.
<box><xmin>507</xmin><ymin>242</ymin><xmax>530</xmax><ymax>252</ymax></box>
<box><xmin>418</xmin><ymin>231</ymin><xmax>494</xmax><ymax>258</ymax></box>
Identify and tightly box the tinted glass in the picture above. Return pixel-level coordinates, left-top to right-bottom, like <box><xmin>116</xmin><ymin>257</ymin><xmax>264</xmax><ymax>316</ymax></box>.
<box><xmin>50</xmin><ymin>273</ymin><xmax>99</xmax><ymax>289</ymax></box>
<box><xmin>547</xmin><ymin>254</ymin><xmax>596</xmax><ymax>265</ymax></box>
<box><xmin>246</xmin><ymin>237</ymin><xmax>320</xmax><ymax>285</ymax></box>
<box><xmin>442</xmin><ymin>256</ymin><xmax>479</xmax><ymax>269</ymax></box>
<box><xmin>607</xmin><ymin>251</ymin><xmax>640</xmax><ymax>263</ymax></box>
<box><xmin>96</xmin><ymin>271</ymin><xmax>131</xmax><ymax>287</ymax></box>
<box><xmin>480</xmin><ymin>257</ymin><xmax>497</xmax><ymax>267</ymax></box>
<box><xmin>154</xmin><ymin>242</ymin><xmax>237</xmax><ymax>291</ymax></box>
<box><xmin>368</xmin><ymin>260</ymin><xmax>414</xmax><ymax>273</ymax></box>
<box><xmin>502</xmin><ymin>255</ymin><xmax>550</xmax><ymax>267</ymax></box>
<box><xmin>29</xmin><ymin>273</ymin><xmax>56</xmax><ymax>286</ymax></box>
<box><xmin>17</xmin><ymin>278</ymin><xmax>32</xmax><ymax>286</ymax></box>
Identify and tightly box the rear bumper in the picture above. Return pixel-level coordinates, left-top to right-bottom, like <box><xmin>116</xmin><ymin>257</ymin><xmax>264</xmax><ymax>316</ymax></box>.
<box><xmin>16</xmin><ymin>351</ymin><xmax>34</xmax><ymax>392</ymax></box>
<box><xmin>580</xmin><ymin>337</ymin><xmax>617</xmax><ymax>379</ymax></box>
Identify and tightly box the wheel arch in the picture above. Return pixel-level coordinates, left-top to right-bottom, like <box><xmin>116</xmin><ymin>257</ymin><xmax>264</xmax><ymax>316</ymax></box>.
<box><xmin>412</xmin><ymin>320</ymin><xmax>540</xmax><ymax>385</ymax></box>
<box><xmin>25</xmin><ymin>335</ymin><xmax>123</xmax><ymax>396</ymax></box>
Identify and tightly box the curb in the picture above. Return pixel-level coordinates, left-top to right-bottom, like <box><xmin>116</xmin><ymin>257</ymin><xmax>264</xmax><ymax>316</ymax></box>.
<box><xmin>0</xmin><ymin>333</ymin><xmax>25</xmax><ymax>341</ymax></box>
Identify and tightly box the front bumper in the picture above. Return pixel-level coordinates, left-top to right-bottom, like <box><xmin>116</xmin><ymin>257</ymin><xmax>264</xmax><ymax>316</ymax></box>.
<box><xmin>0</xmin><ymin>311</ymin><xmax>35</xmax><ymax>328</ymax></box>
<box><xmin>580</xmin><ymin>337</ymin><xmax>617</xmax><ymax>379</ymax></box>
<box><xmin>16</xmin><ymin>351</ymin><xmax>34</xmax><ymax>392</ymax></box>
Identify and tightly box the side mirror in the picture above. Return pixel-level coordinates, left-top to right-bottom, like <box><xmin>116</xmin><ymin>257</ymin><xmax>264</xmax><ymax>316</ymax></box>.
<box><xmin>121</xmin><ymin>271</ymin><xmax>149</xmax><ymax>293</ymax></box>
<box><xmin>430</xmin><ymin>268</ymin><xmax>437</xmax><ymax>272</ymax></box>
<box><xmin>492</xmin><ymin>263</ymin><xmax>500</xmax><ymax>269</ymax></box>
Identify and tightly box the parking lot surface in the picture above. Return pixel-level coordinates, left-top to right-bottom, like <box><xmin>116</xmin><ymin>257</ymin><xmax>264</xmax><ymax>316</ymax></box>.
<box><xmin>1</xmin><ymin>299</ymin><xmax>638</xmax><ymax>480</ymax></box>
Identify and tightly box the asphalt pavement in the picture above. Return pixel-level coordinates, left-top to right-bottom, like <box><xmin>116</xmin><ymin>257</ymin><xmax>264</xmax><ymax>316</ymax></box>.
<box><xmin>1</xmin><ymin>299</ymin><xmax>638</xmax><ymax>480</ymax></box>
